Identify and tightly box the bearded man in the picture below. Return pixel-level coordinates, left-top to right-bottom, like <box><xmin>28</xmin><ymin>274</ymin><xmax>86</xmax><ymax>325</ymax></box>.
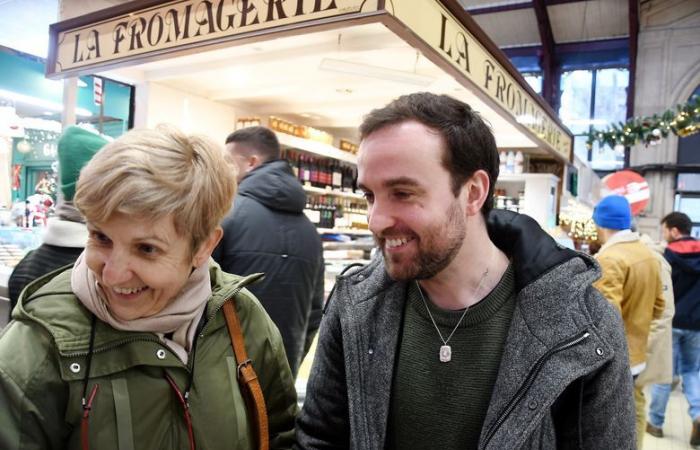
<box><xmin>295</xmin><ymin>92</ymin><xmax>635</xmax><ymax>449</ymax></box>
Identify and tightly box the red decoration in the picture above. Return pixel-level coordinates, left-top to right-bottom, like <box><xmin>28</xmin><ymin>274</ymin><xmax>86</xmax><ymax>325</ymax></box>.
<box><xmin>602</xmin><ymin>170</ymin><xmax>650</xmax><ymax>216</ymax></box>
<box><xmin>12</xmin><ymin>165</ymin><xmax>21</xmax><ymax>190</ymax></box>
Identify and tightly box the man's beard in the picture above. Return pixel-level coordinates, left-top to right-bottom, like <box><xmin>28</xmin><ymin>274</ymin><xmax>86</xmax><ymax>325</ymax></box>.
<box><xmin>380</xmin><ymin>200</ymin><xmax>466</xmax><ymax>281</ymax></box>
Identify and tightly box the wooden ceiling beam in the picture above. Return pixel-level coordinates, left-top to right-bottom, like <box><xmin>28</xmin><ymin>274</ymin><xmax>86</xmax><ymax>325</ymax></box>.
<box><xmin>465</xmin><ymin>2</ymin><xmax>532</xmax><ymax>15</ymax></box>
<box><xmin>533</xmin><ymin>0</ymin><xmax>557</xmax><ymax>107</ymax></box>
<box><xmin>625</xmin><ymin>0</ymin><xmax>639</xmax><ymax>167</ymax></box>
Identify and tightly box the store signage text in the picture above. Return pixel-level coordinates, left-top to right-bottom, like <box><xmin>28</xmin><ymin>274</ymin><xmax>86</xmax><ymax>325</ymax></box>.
<box><xmin>482</xmin><ymin>58</ymin><xmax>562</xmax><ymax>150</ymax></box>
<box><xmin>393</xmin><ymin>0</ymin><xmax>572</xmax><ymax>160</ymax></box>
<box><xmin>51</xmin><ymin>0</ymin><xmax>367</xmax><ymax>75</ymax></box>
<box><xmin>438</xmin><ymin>14</ymin><xmax>469</xmax><ymax>74</ymax></box>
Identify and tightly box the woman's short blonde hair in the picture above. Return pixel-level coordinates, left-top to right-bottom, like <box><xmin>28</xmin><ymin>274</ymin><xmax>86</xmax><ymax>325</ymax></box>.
<box><xmin>74</xmin><ymin>125</ymin><xmax>237</xmax><ymax>250</ymax></box>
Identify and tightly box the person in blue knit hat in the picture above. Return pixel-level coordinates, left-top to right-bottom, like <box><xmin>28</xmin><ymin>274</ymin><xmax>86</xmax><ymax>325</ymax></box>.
<box><xmin>593</xmin><ymin>194</ymin><xmax>665</xmax><ymax>449</ymax></box>
<box><xmin>7</xmin><ymin>126</ymin><xmax>108</xmax><ymax>320</ymax></box>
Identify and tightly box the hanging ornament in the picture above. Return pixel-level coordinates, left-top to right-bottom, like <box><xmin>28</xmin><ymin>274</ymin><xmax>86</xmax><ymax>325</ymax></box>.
<box><xmin>587</xmin><ymin>95</ymin><xmax>699</xmax><ymax>149</ymax></box>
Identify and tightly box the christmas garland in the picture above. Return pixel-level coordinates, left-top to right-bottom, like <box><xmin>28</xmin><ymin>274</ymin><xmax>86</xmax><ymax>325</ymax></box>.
<box><xmin>586</xmin><ymin>95</ymin><xmax>700</xmax><ymax>150</ymax></box>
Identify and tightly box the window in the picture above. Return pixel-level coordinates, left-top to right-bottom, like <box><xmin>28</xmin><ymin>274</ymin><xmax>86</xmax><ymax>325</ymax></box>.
<box><xmin>559</xmin><ymin>68</ymin><xmax>629</xmax><ymax>172</ymax></box>
<box><xmin>523</xmin><ymin>73</ymin><xmax>542</xmax><ymax>94</ymax></box>
<box><xmin>674</xmin><ymin>194</ymin><xmax>700</xmax><ymax>238</ymax></box>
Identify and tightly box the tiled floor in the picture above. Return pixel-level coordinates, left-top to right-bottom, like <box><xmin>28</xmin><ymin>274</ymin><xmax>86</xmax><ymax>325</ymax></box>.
<box><xmin>644</xmin><ymin>386</ymin><xmax>698</xmax><ymax>450</ymax></box>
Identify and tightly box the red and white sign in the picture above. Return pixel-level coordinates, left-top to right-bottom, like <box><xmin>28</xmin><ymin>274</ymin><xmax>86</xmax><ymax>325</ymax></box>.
<box><xmin>93</xmin><ymin>77</ymin><xmax>103</xmax><ymax>106</ymax></box>
<box><xmin>602</xmin><ymin>170</ymin><xmax>650</xmax><ymax>216</ymax></box>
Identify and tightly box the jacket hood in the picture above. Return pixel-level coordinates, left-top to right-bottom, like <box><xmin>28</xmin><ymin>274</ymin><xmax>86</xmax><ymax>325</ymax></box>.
<box><xmin>665</xmin><ymin>237</ymin><xmax>700</xmax><ymax>275</ymax></box>
<box><xmin>486</xmin><ymin>209</ymin><xmax>590</xmax><ymax>291</ymax></box>
<box><xmin>598</xmin><ymin>229</ymin><xmax>639</xmax><ymax>252</ymax></box>
<box><xmin>237</xmin><ymin>159</ymin><xmax>306</xmax><ymax>213</ymax></box>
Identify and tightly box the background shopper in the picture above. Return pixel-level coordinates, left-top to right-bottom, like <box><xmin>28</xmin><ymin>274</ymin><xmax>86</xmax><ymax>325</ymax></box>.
<box><xmin>7</xmin><ymin>126</ymin><xmax>107</xmax><ymax>320</ymax></box>
<box><xmin>593</xmin><ymin>194</ymin><xmax>665</xmax><ymax>449</ymax></box>
<box><xmin>647</xmin><ymin>212</ymin><xmax>700</xmax><ymax>447</ymax></box>
<box><xmin>213</xmin><ymin>126</ymin><xmax>324</xmax><ymax>377</ymax></box>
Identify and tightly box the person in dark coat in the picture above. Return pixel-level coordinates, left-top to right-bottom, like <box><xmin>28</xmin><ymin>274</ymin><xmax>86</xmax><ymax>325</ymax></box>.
<box><xmin>213</xmin><ymin>126</ymin><xmax>324</xmax><ymax>377</ymax></box>
<box><xmin>647</xmin><ymin>212</ymin><xmax>700</xmax><ymax>445</ymax></box>
<box><xmin>8</xmin><ymin>126</ymin><xmax>107</xmax><ymax>320</ymax></box>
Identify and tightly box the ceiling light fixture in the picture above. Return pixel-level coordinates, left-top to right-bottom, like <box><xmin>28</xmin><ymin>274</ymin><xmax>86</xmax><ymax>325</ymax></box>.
<box><xmin>319</xmin><ymin>58</ymin><xmax>435</xmax><ymax>87</ymax></box>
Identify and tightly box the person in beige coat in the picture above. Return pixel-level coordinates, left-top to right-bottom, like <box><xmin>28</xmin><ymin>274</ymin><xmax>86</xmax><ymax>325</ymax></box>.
<box><xmin>637</xmin><ymin>234</ymin><xmax>675</xmax><ymax>446</ymax></box>
<box><xmin>593</xmin><ymin>195</ymin><xmax>665</xmax><ymax>449</ymax></box>
<box><xmin>636</xmin><ymin>234</ymin><xmax>675</xmax><ymax>388</ymax></box>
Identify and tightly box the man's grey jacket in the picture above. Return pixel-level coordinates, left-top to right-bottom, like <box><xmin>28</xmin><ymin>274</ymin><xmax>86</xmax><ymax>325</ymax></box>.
<box><xmin>296</xmin><ymin>210</ymin><xmax>635</xmax><ymax>449</ymax></box>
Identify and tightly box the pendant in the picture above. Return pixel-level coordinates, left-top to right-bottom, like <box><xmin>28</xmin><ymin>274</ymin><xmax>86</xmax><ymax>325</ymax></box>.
<box><xmin>439</xmin><ymin>345</ymin><xmax>452</xmax><ymax>362</ymax></box>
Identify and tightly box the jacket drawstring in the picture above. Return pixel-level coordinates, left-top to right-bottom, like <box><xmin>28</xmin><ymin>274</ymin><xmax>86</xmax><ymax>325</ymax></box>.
<box><xmin>81</xmin><ymin>314</ymin><xmax>99</xmax><ymax>450</ymax></box>
<box><xmin>165</xmin><ymin>372</ymin><xmax>196</xmax><ymax>450</ymax></box>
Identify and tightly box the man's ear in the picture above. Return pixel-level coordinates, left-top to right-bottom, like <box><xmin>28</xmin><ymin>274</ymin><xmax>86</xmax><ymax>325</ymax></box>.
<box><xmin>671</xmin><ymin>227</ymin><xmax>683</xmax><ymax>240</ymax></box>
<box><xmin>247</xmin><ymin>154</ymin><xmax>261</xmax><ymax>171</ymax></box>
<box><xmin>193</xmin><ymin>226</ymin><xmax>224</xmax><ymax>268</ymax></box>
<box><xmin>460</xmin><ymin>170</ymin><xmax>490</xmax><ymax>216</ymax></box>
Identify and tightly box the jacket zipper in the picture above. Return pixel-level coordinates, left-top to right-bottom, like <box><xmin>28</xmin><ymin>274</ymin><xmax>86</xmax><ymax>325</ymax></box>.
<box><xmin>481</xmin><ymin>330</ymin><xmax>591</xmax><ymax>448</ymax></box>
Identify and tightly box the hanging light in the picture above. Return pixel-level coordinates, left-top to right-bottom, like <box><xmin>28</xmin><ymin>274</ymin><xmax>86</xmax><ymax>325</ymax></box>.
<box><xmin>16</xmin><ymin>140</ymin><xmax>31</xmax><ymax>153</ymax></box>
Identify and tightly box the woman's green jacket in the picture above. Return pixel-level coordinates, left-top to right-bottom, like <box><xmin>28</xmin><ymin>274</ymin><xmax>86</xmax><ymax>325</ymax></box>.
<box><xmin>0</xmin><ymin>263</ymin><xmax>298</xmax><ymax>450</ymax></box>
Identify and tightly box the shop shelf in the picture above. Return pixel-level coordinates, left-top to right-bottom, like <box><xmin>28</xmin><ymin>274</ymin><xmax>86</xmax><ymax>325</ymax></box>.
<box><xmin>276</xmin><ymin>132</ymin><xmax>357</xmax><ymax>164</ymax></box>
<box><xmin>302</xmin><ymin>185</ymin><xmax>365</xmax><ymax>200</ymax></box>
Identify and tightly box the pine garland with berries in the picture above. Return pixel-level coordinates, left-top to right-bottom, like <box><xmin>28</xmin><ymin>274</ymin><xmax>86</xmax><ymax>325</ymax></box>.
<box><xmin>586</xmin><ymin>95</ymin><xmax>700</xmax><ymax>151</ymax></box>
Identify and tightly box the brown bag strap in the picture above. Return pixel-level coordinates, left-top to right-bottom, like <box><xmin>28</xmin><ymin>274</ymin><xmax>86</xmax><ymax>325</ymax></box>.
<box><xmin>222</xmin><ymin>299</ymin><xmax>269</xmax><ymax>450</ymax></box>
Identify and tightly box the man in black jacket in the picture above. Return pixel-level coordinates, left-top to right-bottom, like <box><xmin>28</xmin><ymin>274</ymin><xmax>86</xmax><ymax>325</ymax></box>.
<box><xmin>647</xmin><ymin>212</ymin><xmax>700</xmax><ymax>445</ymax></box>
<box><xmin>212</xmin><ymin>126</ymin><xmax>324</xmax><ymax>377</ymax></box>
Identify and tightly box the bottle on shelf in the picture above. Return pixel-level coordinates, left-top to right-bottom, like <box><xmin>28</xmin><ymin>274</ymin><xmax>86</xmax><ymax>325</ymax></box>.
<box><xmin>332</xmin><ymin>162</ymin><xmax>343</xmax><ymax>190</ymax></box>
<box><xmin>301</xmin><ymin>155</ymin><xmax>311</xmax><ymax>184</ymax></box>
<box><xmin>514</xmin><ymin>151</ymin><xmax>524</xmax><ymax>174</ymax></box>
<box><xmin>505</xmin><ymin>151</ymin><xmax>515</xmax><ymax>174</ymax></box>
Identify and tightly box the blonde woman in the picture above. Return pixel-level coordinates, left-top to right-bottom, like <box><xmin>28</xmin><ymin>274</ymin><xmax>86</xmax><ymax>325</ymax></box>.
<box><xmin>0</xmin><ymin>126</ymin><xmax>297</xmax><ymax>449</ymax></box>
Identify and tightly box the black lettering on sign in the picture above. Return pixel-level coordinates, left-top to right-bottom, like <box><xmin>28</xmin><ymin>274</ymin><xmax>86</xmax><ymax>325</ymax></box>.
<box><xmin>87</xmin><ymin>29</ymin><xmax>101</xmax><ymax>60</ymax></box>
<box><xmin>239</xmin><ymin>0</ymin><xmax>260</xmax><ymax>27</ymax></box>
<box><xmin>266</xmin><ymin>0</ymin><xmax>288</xmax><ymax>21</ymax></box>
<box><xmin>294</xmin><ymin>0</ymin><xmax>305</xmax><ymax>16</ymax></box>
<box><xmin>438</xmin><ymin>13</ymin><xmax>471</xmax><ymax>73</ymax></box>
<box><xmin>129</xmin><ymin>17</ymin><xmax>147</xmax><ymax>50</ymax></box>
<box><xmin>147</xmin><ymin>13</ymin><xmax>165</xmax><ymax>46</ymax></box>
<box><xmin>72</xmin><ymin>29</ymin><xmax>101</xmax><ymax>63</ymax></box>
<box><xmin>313</xmin><ymin>0</ymin><xmax>337</xmax><ymax>13</ymax></box>
<box><xmin>484</xmin><ymin>59</ymin><xmax>495</xmax><ymax>91</ymax></box>
<box><xmin>72</xmin><ymin>33</ymin><xmax>83</xmax><ymax>63</ymax></box>
<box><xmin>505</xmin><ymin>83</ymin><xmax>516</xmax><ymax>111</ymax></box>
<box><xmin>215</xmin><ymin>0</ymin><xmax>236</xmax><ymax>32</ymax></box>
<box><xmin>439</xmin><ymin>14</ymin><xmax>452</xmax><ymax>58</ymax></box>
<box><xmin>193</xmin><ymin>1</ymin><xmax>216</xmax><ymax>37</ymax></box>
<box><xmin>454</xmin><ymin>31</ymin><xmax>469</xmax><ymax>72</ymax></box>
<box><xmin>113</xmin><ymin>21</ymin><xmax>128</xmax><ymax>54</ymax></box>
<box><xmin>495</xmin><ymin>71</ymin><xmax>506</xmax><ymax>103</ymax></box>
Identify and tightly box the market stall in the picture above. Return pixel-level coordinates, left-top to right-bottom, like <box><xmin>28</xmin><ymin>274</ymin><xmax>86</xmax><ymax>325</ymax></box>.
<box><xmin>47</xmin><ymin>0</ymin><xmax>574</xmax><ymax>378</ymax></box>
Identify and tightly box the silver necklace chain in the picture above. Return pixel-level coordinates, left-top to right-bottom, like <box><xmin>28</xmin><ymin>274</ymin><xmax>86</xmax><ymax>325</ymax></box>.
<box><xmin>415</xmin><ymin>265</ymin><xmax>490</xmax><ymax>346</ymax></box>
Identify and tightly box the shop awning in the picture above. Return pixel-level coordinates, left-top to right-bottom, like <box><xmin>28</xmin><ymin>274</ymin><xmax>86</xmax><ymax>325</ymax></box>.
<box><xmin>47</xmin><ymin>0</ymin><xmax>572</xmax><ymax>161</ymax></box>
